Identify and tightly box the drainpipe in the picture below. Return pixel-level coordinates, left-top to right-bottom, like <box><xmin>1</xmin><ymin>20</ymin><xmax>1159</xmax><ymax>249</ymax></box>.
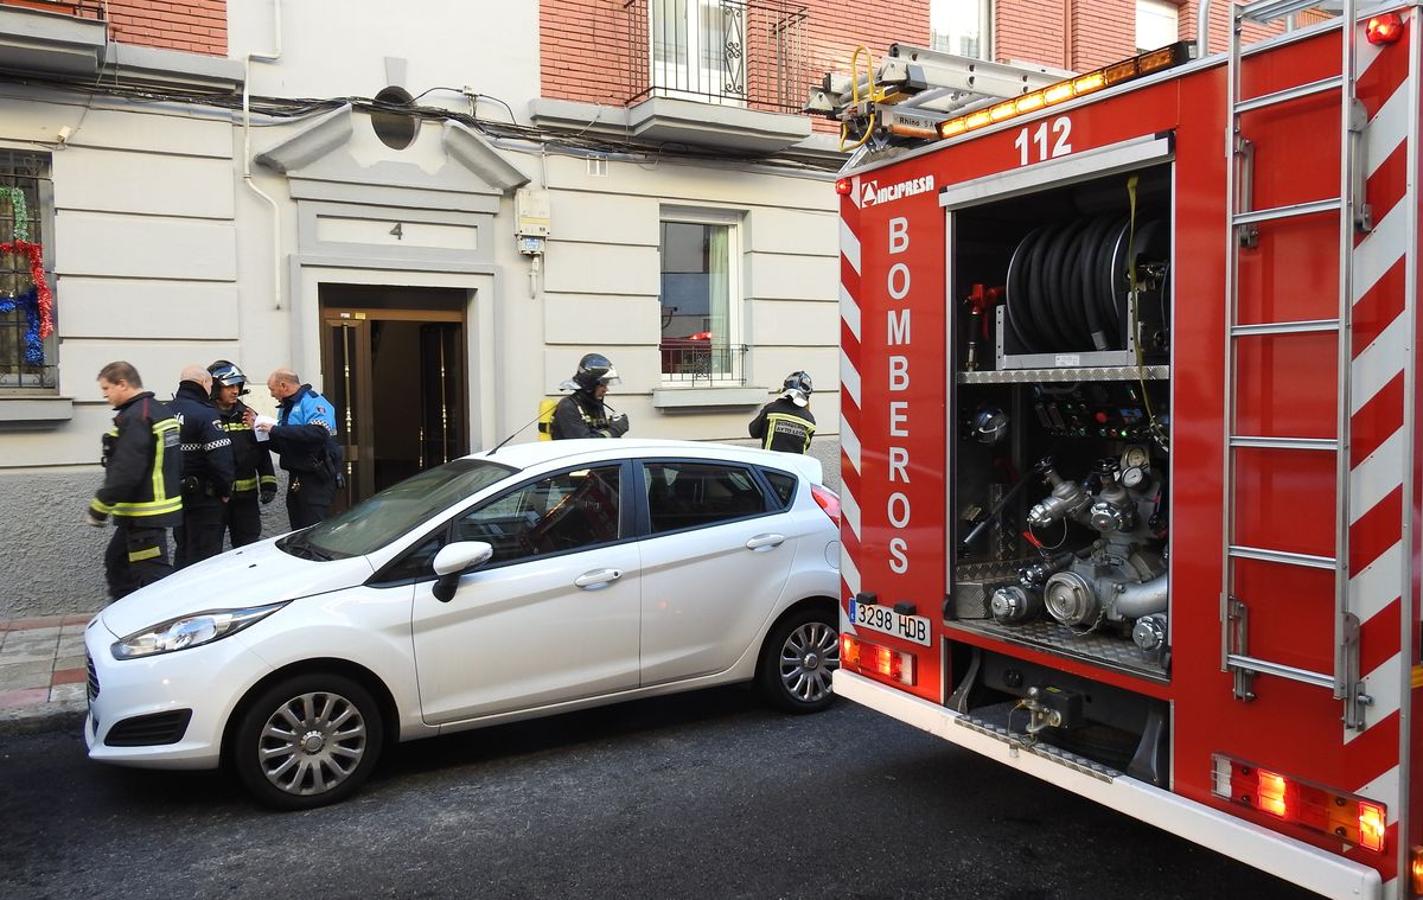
<box><xmin>243</xmin><ymin>0</ymin><xmax>283</xmax><ymax>309</ymax></box>
<box><xmin>1197</xmin><ymin>0</ymin><xmax>1213</xmax><ymax>57</ymax></box>
<box><xmin>1063</xmin><ymin>0</ymin><xmax>1072</xmax><ymax>71</ymax></box>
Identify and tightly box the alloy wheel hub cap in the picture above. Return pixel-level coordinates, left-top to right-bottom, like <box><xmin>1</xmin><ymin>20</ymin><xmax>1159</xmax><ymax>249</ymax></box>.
<box><xmin>301</xmin><ymin>730</ymin><xmax>326</xmax><ymax>754</ymax></box>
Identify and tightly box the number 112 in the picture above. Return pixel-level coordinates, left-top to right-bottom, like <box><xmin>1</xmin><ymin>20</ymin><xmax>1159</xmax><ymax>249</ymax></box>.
<box><xmin>1014</xmin><ymin>117</ymin><xmax>1073</xmax><ymax>166</ymax></box>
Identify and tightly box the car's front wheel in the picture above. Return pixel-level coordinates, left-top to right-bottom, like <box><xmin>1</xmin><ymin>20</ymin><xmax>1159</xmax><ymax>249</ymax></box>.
<box><xmin>232</xmin><ymin>673</ymin><xmax>384</xmax><ymax>810</ymax></box>
<box><xmin>758</xmin><ymin>607</ymin><xmax>838</xmax><ymax>714</ymax></box>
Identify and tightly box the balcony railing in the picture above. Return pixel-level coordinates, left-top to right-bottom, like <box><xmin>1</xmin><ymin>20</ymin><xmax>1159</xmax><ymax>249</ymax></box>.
<box><xmin>625</xmin><ymin>0</ymin><xmax>809</xmax><ymax>114</ymax></box>
<box><xmin>660</xmin><ymin>340</ymin><xmax>749</xmax><ymax>386</ymax></box>
<box><xmin>0</xmin><ymin>0</ymin><xmax>105</xmax><ymax>19</ymax></box>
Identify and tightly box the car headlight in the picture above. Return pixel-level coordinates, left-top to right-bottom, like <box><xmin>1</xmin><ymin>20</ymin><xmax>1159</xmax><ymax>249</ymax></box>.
<box><xmin>111</xmin><ymin>602</ymin><xmax>288</xmax><ymax>660</ymax></box>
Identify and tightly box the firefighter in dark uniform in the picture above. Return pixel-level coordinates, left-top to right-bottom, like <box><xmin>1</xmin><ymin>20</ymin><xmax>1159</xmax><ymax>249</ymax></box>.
<box><xmin>257</xmin><ymin>368</ymin><xmax>340</xmax><ymax>530</ymax></box>
<box><xmin>86</xmin><ymin>361</ymin><xmax>182</xmax><ymax>600</ymax></box>
<box><xmin>749</xmin><ymin>371</ymin><xmax>816</xmax><ymax>454</ymax></box>
<box><xmin>208</xmin><ymin>360</ymin><xmax>276</xmax><ymax>547</ymax></box>
<box><xmin>550</xmin><ymin>353</ymin><xmax>630</xmax><ymax>440</ymax></box>
<box><xmin>171</xmin><ymin>365</ymin><xmax>235</xmax><ymax>567</ymax></box>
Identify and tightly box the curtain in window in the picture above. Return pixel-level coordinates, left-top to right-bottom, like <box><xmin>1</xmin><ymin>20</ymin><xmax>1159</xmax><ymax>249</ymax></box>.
<box><xmin>707</xmin><ymin>225</ymin><xmax>730</xmax><ymax>373</ymax></box>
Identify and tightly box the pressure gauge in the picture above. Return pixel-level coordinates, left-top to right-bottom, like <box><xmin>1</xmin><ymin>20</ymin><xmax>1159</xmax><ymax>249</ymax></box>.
<box><xmin>1121</xmin><ymin>466</ymin><xmax>1147</xmax><ymax>489</ymax></box>
<box><xmin>1121</xmin><ymin>445</ymin><xmax>1150</xmax><ymax>471</ymax></box>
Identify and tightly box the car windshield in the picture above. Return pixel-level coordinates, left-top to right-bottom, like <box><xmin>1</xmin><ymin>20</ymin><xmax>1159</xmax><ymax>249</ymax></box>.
<box><xmin>283</xmin><ymin>459</ymin><xmax>516</xmax><ymax>559</ymax></box>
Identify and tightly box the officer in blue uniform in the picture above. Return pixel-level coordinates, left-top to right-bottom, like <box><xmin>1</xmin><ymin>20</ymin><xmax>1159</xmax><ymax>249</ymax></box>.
<box><xmin>257</xmin><ymin>368</ymin><xmax>340</xmax><ymax>530</ymax></box>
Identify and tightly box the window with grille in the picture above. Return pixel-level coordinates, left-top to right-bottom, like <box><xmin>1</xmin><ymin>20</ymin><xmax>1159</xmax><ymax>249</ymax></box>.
<box><xmin>0</xmin><ymin>150</ymin><xmax>56</xmax><ymax>391</ymax></box>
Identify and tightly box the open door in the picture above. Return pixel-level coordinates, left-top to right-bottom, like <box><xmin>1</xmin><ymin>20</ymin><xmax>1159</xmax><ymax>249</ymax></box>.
<box><xmin>319</xmin><ymin>290</ymin><xmax>469</xmax><ymax>512</ymax></box>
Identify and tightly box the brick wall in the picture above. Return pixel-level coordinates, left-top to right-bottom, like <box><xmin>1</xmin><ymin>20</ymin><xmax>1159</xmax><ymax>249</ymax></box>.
<box><xmin>105</xmin><ymin>0</ymin><xmax>227</xmax><ymax>56</ymax></box>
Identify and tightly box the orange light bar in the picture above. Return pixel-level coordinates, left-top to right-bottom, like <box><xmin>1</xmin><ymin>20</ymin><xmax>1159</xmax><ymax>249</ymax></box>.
<box><xmin>1257</xmin><ymin>770</ymin><xmax>1289</xmax><ymax>818</ymax></box>
<box><xmin>1212</xmin><ymin>754</ymin><xmax>1389</xmax><ymax>853</ymax></box>
<box><xmin>1366</xmin><ymin>13</ymin><xmax>1404</xmax><ymax>46</ymax></box>
<box><xmin>937</xmin><ymin>41</ymin><xmax>1191</xmax><ymax>140</ymax></box>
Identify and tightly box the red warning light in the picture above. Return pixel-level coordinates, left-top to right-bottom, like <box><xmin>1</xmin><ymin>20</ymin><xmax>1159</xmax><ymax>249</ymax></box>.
<box><xmin>835</xmin><ymin>178</ymin><xmax>853</xmax><ymax>196</ymax></box>
<box><xmin>1366</xmin><ymin>13</ymin><xmax>1404</xmax><ymax>46</ymax></box>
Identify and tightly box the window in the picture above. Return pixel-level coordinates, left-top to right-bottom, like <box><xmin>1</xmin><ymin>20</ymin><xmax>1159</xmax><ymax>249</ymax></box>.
<box><xmin>452</xmin><ymin>465</ymin><xmax>622</xmax><ymax>565</ymax></box>
<box><xmin>644</xmin><ymin>462</ymin><xmax>768</xmax><ymax>533</ymax></box>
<box><xmin>649</xmin><ymin>0</ymin><xmax>748</xmax><ymax>105</ymax></box>
<box><xmin>930</xmin><ymin>0</ymin><xmax>992</xmax><ymax>60</ymax></box>
<box><xmin>659</xmin><ymin>214</ymin><xmax>744</xmax><ymax>384</ymax></box>
<box><xmin>761</xmin><ymin>469</ymin><xmax>798</xmax><ymax>510</ymax></box>
<box><xmin>1136</xmin><ymin>0</ymin><xmax>1180</xmax><ymax>53</ymax></box>
<box><xmin>0</xmin><ymin>150</ymin><xmax>55</xmax><ymax>390</ymax></box>
<box><xmin>295</xmin><ymin>458</ymin><xmax>513</xmax><ymax>559</ymax></box>
<box><xmin>371</xmin><ymin>86</ymin><xmax>418</xmax><ymax>150</ymax></box>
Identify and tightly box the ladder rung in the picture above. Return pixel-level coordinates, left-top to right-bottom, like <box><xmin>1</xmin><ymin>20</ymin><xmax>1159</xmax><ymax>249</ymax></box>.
<box><xmin>1230</xmin><ymin>318</ymin><xmax>1339</xmax><ymax>337</ymax></box>
<box><xmin>1229</xmin><ymin>435</ymin><xmax>1338</xmax><ymax>450</ymax></box>
<box><xmin>1228</xmin><ymin>545</ymin><xmax>1336</xmax><ymax>569</ymax></box>
<box><xmin>1233</xmin><ymin>198</ymin><xmax>1341</xmax><ymax>226</ymax></box>
<box><xmin>1234</xmin><ymin>75</ymin><xmax>1343</xmax><ymax>114</ymax></box>
<box><xmin>1226</xmin><ymin>653</ymin><xmax>1334</xmax><ymax>689</ymax></box>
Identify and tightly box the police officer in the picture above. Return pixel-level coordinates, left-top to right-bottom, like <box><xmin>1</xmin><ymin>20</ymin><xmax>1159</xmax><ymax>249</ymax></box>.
<box><xmin>749</xmin><ymin>371</ymin><xmax>816</xmax><ymax>454</ymax></box>
<box><xmin>257</xmin><ymin>368</ymin><xmax>339</xmax><ymax>529</ymax></box>
<box><xmin>550</xmin><ymin>353</ymin><xmax>630</xmax><ymax>440</ymax></box>
<box><xmin>208</xmin><ymin>360</ymin><xmax>276</xmax><ymax>547</ymax></box>
<box><xmin>86</xmin><ymin>361</ymin><xmax>182</xmax><ymax>599</ymax></box>
<box><xmin>171</xmin><ymin>365</ymin><xmax>235</xmax><ymax>567</ymax></box>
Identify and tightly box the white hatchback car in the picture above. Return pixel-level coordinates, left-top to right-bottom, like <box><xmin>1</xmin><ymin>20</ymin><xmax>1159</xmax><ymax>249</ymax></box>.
<box><xmin>84</xmin><ymin>439</ymin><xmax>842</xmax><ymax>808</ymax></box>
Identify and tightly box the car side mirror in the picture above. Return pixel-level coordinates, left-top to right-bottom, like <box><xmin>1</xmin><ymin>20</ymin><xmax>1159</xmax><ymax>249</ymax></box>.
<box><xmin>431</xmin><ymin>541</ymin><xmax>494</xmax><ymax>602</ymax></box>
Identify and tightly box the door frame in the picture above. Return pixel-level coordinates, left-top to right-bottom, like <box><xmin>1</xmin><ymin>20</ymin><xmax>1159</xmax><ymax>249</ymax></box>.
<box><xmin>290</xmin><ymin>266</ymin><xmax>500</xmax><ymax>460</ymax></box>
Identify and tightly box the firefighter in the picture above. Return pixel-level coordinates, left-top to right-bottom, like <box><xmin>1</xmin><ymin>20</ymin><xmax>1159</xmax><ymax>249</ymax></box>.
<box><xmin>550</xmin><ymin>353</ymin><xmax>630</xmax><ymax>440</ymax></box>
<box><xmin>749</xmin><ymin>371</ymin><xmax>816</xmax><ymax>454</ymax></box>
<box><xmin>171</xmin><ymin>365</ymin><xmax>235</xmax><ymax>567</ymax></box>
<box><xmin>85</xmin><ymin>361</ymin><xmax>182</xmax><ymax>600</ymax></box>
<box><xmin>208</xmin><ymin>360</ymin><xmax>276</xmax><ymax>548</ymax></box>
<box><xmin>257</xmin><ymin>367</ymin><xmax>340</xmax><ymax>530</ymax></box>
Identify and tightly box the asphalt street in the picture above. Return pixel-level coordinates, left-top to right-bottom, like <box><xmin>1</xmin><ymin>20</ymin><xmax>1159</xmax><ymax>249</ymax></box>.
<box><xmin>1</xmin><ymin>687</ymin><xmax>1310</xmax><ymax>900</ymax></box>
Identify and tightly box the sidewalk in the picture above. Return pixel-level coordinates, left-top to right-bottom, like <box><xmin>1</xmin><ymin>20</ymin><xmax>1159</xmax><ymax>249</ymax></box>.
<box><xmin>0</xmin><ymin>612</ymin><xmax>97</xmax><ymax>735</ymax></box>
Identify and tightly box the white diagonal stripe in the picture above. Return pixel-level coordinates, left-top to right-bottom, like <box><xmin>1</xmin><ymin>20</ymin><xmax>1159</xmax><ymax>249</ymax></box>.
<box><xmin>1350</xmin><ymin>540</ymin><xmax>1404</xmax><ymax>624</ymax></box>
<box><xmin>1345</xmin><ymin>653</ymin><xmax>1403</xmax><ymax>742</ymax></box>
<box><xmin>840</xmin><ymin>282</ymin><xmax>862</xmax><ymax>342</ymax></box>
<box><xmin>1356</xmin><ymin>764</ymin><xmax>1401</xmax><ymax>825</ymax></box>
<box><xmin>840</xmin><ymin>417</ymin><xmax>861</xmax><ymax>475</ymax></box>
<box><xmin>1352</xmin><ymin>202</ymin><xmax>1408</xmax><ymax>306</ymax></box>
<box><xmin>1366</xmin><ymin>84</ymin><xmax>1409</xmax><ymax>176</ymax></box>
<box><xmin>1356</xmin><ymin>25</ymin><xmax>1386</xmax><ymax>79</ymax></box>
<box><xmin>839</xmin><ymin>218</ymin><xmax>861</xmax><ymax>275</ymax></box>
<box><xmin>840</xmin><ymin>349</ymin><xmax>862</xmax><ymax>409</ymax></box>
<box><xmin>841</xmin><ymin>545</ymin><xmax>861</xmax><ymax>596</ymax></box>
<box><xmin>1350</xmin><ymin>313</ymin><xmax>1407</xmax><ymax>415</ymax></box>
<box><xmin>1349</xmin><ymin>427</ymin><xmax>1406</xmax><ymax>525</ymax></box>
<box><xmin>841</xmin><ymin>482</ymin><xmax>862</xmax><ymax>541</ymax></box>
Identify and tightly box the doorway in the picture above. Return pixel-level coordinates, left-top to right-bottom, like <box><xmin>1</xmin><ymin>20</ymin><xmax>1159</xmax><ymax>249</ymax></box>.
<box><xmin>319</xmin><ymin>285</ymin><xmax>469</xmax><ymax>510</ymax></box>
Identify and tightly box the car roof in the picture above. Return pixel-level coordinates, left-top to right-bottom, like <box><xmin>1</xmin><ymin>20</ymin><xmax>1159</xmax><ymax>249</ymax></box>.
<box><xmin>466</xmin><ymin>439</ymin><xmax>824</xmax><ymax>484</ymax></box>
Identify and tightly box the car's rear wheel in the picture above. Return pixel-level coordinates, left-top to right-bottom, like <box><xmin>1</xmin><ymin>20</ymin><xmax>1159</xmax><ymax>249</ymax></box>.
<box><xmin>758</xmin><ymin>607</ymin><xmax>838</xmax><ymax>713</ymax></box>
<box><xmin>232</xmin><ymin>673</ymin><xmax>384</xmax><ymax>810</ymax></box>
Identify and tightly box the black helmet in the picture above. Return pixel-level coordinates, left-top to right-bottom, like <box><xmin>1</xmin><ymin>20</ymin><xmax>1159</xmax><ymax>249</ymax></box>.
<box><xmin>573</xmin><ymin>353</ymin><xmax>621</xmax><ymax>391</ymax></box>
<box><xmin>780</xmin><ymin>370</ymin><xmax>813</xmax><ymax>407</ymax></box>
<box><xmin>207</xmin><ymin>360</ymin><xmax>249</xmax><ymax>397</ymax></box>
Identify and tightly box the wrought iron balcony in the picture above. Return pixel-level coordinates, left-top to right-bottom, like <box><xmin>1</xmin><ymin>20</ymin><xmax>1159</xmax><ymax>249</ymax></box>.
<box><xmin>625</xmin><ymin>0</ymin><xmax>810</xmax><ymax>114</ymax></box>
<box><xmin>660</xmin><ymin>340</ymin><xmax>750</xmax><ymax>386</ymax></box>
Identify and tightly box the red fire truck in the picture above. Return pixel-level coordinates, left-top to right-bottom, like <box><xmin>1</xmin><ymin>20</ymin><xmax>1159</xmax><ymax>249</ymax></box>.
<box><xmin>828</xmin><ymin>2</ymin><xmax>1420</xmax><ymax>896</ymax></box>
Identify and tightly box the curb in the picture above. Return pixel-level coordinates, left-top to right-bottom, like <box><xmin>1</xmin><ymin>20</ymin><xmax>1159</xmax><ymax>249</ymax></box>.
<box><xmin>0</xmin><ymin>700</ymin><xmax>87</xmax><ymax>737</ymax></box>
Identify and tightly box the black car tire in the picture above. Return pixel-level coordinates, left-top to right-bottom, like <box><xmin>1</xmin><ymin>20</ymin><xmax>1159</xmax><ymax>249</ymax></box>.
<box><xmin>757</xmin><ymin>606</ymin><xmax>839</xmax><ymax>715</ymax></box>
<box><xmin>232</xmin><ymin>672</ymin><xmax>385</xmax><ymax>811</ymax></box>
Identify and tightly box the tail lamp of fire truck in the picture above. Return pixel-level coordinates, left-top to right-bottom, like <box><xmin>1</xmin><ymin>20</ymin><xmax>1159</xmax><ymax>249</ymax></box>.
<box><xmin>829</xmin><ymin>5</ymin><xmax>1421</xmax><ymax>897</ymax></box>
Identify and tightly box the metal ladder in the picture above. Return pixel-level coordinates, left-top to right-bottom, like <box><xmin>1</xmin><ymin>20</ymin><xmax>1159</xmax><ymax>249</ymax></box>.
<box><xmin>1220</xmin><ymin>0</ymin><xmax>1371</xmax><ymax>729</ymax></box>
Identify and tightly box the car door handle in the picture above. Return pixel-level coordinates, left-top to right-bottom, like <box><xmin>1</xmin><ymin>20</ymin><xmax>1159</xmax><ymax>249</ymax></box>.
<box><xmin>574</xmin><ymin>568</ymin><xmax>622</xmax><ymax>589</ymax></box>
<box><xmin>745</xmin><ymin>533</ymin><xmax>785</xmax><ymax>551</ymax></box>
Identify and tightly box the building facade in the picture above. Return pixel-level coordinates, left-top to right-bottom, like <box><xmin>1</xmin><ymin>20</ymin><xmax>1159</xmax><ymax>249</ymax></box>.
<box><xmin>0</xmin><ymin>0</ymin><xmax>1311</xmax><ymax>615</ymax></box>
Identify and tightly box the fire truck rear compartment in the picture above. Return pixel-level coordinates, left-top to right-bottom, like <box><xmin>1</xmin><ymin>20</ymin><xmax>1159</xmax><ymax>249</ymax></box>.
<box><xmin>945</xmin><ymin>160</ymin><xmax>1173</xmax><ymax>770</ymax></box>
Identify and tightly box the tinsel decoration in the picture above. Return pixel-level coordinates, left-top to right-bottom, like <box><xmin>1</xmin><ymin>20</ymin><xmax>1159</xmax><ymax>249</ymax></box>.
<box><xmin>0</xmin><ymin>187</ymin><xmax>28</xmax><ymax>241</ymax></box>
<box><xmin>0</xmin><ymin>240</ymin><xmax>52</xmax><ymax>339</ymax></box>
<box><xmin>0</xmin><ymin>286</ymin><xmax>43</xmax><ymax>365</ymax></box>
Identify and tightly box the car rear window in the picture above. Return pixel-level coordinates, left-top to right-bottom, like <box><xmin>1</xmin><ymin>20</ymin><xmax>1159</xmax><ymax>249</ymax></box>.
<box><xmin>644</xmin><ymin>462</ymin><xmax>768</xmax><ymax>533</ymax></box>
<box><xmin>761</xmin><ymin>469</ymin><xmax>797</xmax><ymax>509</ymax></box>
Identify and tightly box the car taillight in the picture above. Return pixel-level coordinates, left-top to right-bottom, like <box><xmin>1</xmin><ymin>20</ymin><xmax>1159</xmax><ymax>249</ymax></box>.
<box><xmin>812</xmin><ymin>484</ymin><xmax>840</xmax><ymax>526</ymax></box>
<box><xmin>840</xmin><ymin>634</ymin><xmax>914</xmax><ymax>686</ymax></box>
<box><xmin>1366</xmin><ymin>13</ymin><xmax>1404</xmax><ymax>46</ymax></box>
<box><xmin>1211</xmin><ymin>755</ymin><xmax>1387</xmax><ymax>852</ymax></box>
